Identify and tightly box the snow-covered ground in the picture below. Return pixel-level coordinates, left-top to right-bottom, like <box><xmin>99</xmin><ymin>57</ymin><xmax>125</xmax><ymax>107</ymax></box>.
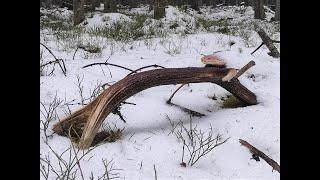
<box><xmin>40</xmin><ymin>5</ymin><xmax>279</xmax><ymax>180</ymax></box>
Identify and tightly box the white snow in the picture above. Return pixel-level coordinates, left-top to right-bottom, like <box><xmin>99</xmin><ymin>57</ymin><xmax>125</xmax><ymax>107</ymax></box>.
<box><xmin>40</xmin><ymin>5</ymin><xmax>280</xmax><ymax>180</ymax></box>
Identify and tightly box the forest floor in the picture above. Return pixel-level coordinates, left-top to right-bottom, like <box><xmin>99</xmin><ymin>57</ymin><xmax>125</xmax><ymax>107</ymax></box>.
<box><xmin>40</xmin><ymin>4</ymin><xmax>280</xmax><ymax>180</ymax></box>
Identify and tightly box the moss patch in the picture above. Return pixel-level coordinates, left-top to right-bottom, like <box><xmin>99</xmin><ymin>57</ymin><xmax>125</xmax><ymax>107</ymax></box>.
<box><xmin>221</xmin><ymin>95</ymin><xmax>246</xmax><ymax>109</ymax></box>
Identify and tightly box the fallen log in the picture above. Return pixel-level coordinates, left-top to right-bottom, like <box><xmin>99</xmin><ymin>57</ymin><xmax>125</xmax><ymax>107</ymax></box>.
<box><xmin>252</xmin><ymin>28</ymin><xmax>280</xmax><ymax>58</ymax></box>
<box><xmin>239</xmin><ymin>139</ymin><xmax>280</xmax><ymax>173</ymax></box>
<box><xmin>53</xmin><ymin>67</ymin><xmax>257</xmax><ymax>149</ymax></box>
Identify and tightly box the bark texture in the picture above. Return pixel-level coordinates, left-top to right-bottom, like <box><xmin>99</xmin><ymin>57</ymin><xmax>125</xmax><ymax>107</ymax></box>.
<box><xmin>53</xmin><ymin>67</ymin><xmax>257</xmax><ymax>149</ymax></box>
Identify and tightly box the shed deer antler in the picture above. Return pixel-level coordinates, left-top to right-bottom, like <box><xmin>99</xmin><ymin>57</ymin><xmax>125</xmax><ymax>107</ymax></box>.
<box><xmin>53</xmin><ymin>62</ymin><xmax>257</xmax><ymax>149</ymax></box>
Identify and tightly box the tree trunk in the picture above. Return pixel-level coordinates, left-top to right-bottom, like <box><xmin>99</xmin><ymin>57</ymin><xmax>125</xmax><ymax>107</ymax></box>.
<box><xmin>103</xmin><ymin>0</ymin><xmax>108</xmax><ymax>12</ymax></box>
<box><xmin>154</xmin><ymin>0</ymin><xmax>166</xmax><ymax>19</ymax></box>
<box><xmin>275</xmin><ymin>0</ymin><xmax>280</xmax><ymax>21</ymax></box>
<box><xmin>40</xmin><ymin>0</ymin><xmax>50</xmax><ymax>8</ymax></box>
<box><xmin>104</xmin><ymin>0</ymin><xmax>117</xmax><ymax>13</ymax></box>
<box><xmin>176</xmin><ymin>0</ymin><xmax>186</xmax><ymax>6</ymax></box>
<box><xmin>74</xmin><ymin>0</ymin><xmax>85</xmax><ymax>26</ymax></box>
<box><xmin>95</xmin><ymin>0</ymin><xmax>101</xmax><ymax>7</ymax></box>
<box><xmin>252</xmin><ymin>0</ymin><xmax>265</xmax><ymax>19</ymax></box>
<box><xmin>89</xmin><ymin>0</ymin><xmax>100</xmax><ymax>11</ymax></box>
<box><xmin>211</xmin><ymin>0</ymin><xmax>217</xmax><ymax>7</ymax></box>
<box><xmin>189</xmin><ymin>0</ymin><xmax>202</xmax><ymax>11</ymax></box>
<box><xmin>149</xmin><ymin>0</ymin><xmax>154</xmax><ymax>11</ymax></box>
<box><xmin>53</xmin><ymin>67</ymin><xmax>257</xmax><ymax>149</ymax></box>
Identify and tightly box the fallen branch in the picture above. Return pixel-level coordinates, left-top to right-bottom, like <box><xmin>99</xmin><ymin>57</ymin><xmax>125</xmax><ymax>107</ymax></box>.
<box><xmin>53</xmin><ymin>67</ymin><xmax>257</xmax><ymax>149</ymax></box>
<box><xmin>234</xmin><ymin>61</ymin><xmax>256</xmax><ymax>79</ymax></box>
<box><xmin>40</xmin><ymin>42</ymin><xmax>58</xmax><ymax>60</ymax></box>
<box><xmin>239</xmin><ymin>139</ymin><xmax>280</xmax><ymax>173</ymax></box>
<box><xmin>255</xmin><ymin>28</ymin><xmax>280</xmax><ymax>58</ymax></box>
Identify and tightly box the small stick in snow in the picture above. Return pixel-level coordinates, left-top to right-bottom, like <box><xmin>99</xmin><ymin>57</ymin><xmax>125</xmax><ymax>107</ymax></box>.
<box><xmin>239</xmin><ymin>139</ymin><xmax>280</xmax><ymax>173</ymax></box>
<box><xmin>168</xmin><ymin>102</ymin><xmax>205</xmax><ymax>117</ymax></box>
<box><xmin>153</xmin><ymin>164</ymin><xmax>158</xmax><ymax>180</ymax></box>
<box><xmin>234</xmin><ymin>61</ymin><xmax>256</xmax><ymax>79</ymax></box>
<box><xmin>222</xmin><ymin>61</ymin><xmax>256</xmax><ymax>82</ymax></box>
<box><xmin>72</xmin><ymin>46</ymin><xmax>79</xmax><ymax>60</ymax></box>
<box><xmin>166</xmin><ymin>84</ymin><xmax>205</xmax><ymax>117</ymax></box>
<box><xmin>251</xmin><ymin>42</ymin><xmax>264</xmax><ymax>55</ymax></box>
<box><xmin>167</xmin><ymin>84</ymin><xmax>187</xmax><ymax>104</ymax></box>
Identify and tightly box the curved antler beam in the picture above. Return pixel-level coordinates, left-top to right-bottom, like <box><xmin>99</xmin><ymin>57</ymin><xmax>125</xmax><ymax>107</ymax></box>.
<box><xmin>53</xmin><ymin>67</ymin><xmax>257</xmax><ymax>149</ymax></box>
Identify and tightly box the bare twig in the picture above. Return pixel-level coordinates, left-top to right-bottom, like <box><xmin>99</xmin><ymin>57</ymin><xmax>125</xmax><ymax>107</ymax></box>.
<box><xmin>40</xmin><ymin>42</ymin><xmax>58</xmax><ymax>59</ymax></box>
<box><xmin>169</xmin><ymin>118</ymin><xmax>229</xmax><ymax>166</ymax></box>
<box><xmin>40</xmin><ymin>94</ymin><xmax>62</xmax><ymax>142</ymax></box>
<box><xmin>239</xmin><ymin>139</ymin><xmax>280</xmax><ymax>173</ymax></box>
<box><xmin>82</xmin><ymin>62</ymin><xmax>134</xmax><ymax>72</ymax></box>
<box><xmin>98</xmin><ymin>159</ymin><xmax>122</xmax><ymax>180</ymax></box>
<box><xmin>75</xmin><ymin>75</ymin><xmax>85</xmax><ymax>105</ymax></box>
<box><xmin>168</xmin><ymin>102</ymin><xmax>205</xmax><ymax>117</ymax></box>
<box><xmin>180</xmin><ymin>140</ymin><xmax>186</xmax><ymax>167</ymax></box>
<box><xmin>153</xmin><ymin>164</ymin><xmax>158</xmax><ymax>180</ymax></box>
<box><xmin>40</xmin><ymin>42</ymin><xmax>67</xmax><ymax>76</ymax></box>
<box><xmin>69</xmin><ymin>129</ymin><xmax>85</xmax><ymax>180</ymax></box>
<box><xmin>73</xmin><ymin>46</ymin><xmax>80</xmax><ymax>60</ymax></box>
<box><xmin>251</xmin><ymin>40</ymin><xmax>279</xmax><ymax>55</ymax></box>
<box><xmin>121</xmin><ymin>101</ymin><xmax>136</xmax><ymax>106</ymax></box>
<box><xmin>40</xmin><ymin>154</ymin><xmax>51</xmax><ymax>180</ymax></box>
<box><xmin>166</xmin><ymin>84</ymin><xmax>187</xmax><ymax>104</ymax></box>
<box><xmin>166</xmin><ymin>84</ymin><xmax>205</xmax><ymax>117</ymax></box>
<box><xmin>126</xmin><ymin>64</ymin><xmax>165</xmax><ymax>77</ymax></box>
<box><xmin>188</xmin><ymin>135</ymin><xmax>230</xmax><ymax>166</ymax></box>
<box><xmin>40</xmin><ymin>138</ymin><xmax>97</xmax><ymax>179</ymax></box>
<box><xmin>251</xmin><ymin>42</ymin><xmax>264</xmax><ymax>55</ymax></box>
